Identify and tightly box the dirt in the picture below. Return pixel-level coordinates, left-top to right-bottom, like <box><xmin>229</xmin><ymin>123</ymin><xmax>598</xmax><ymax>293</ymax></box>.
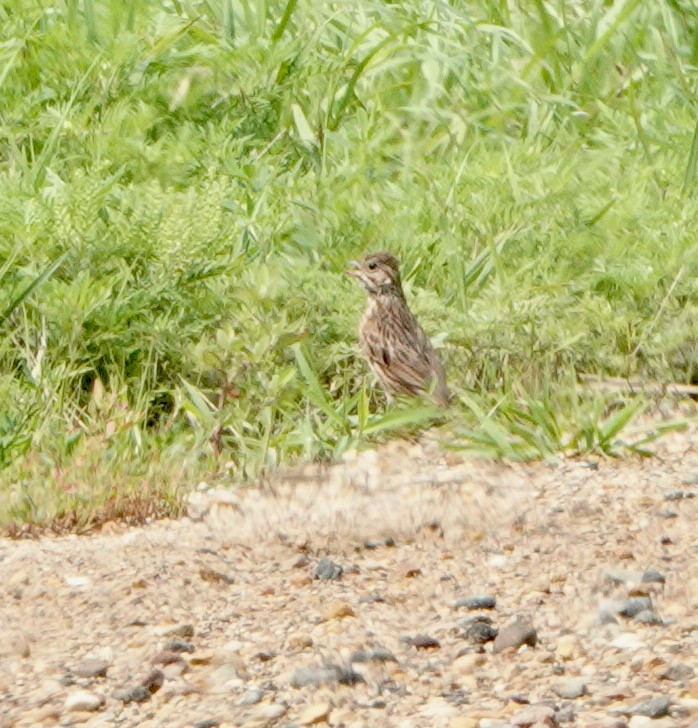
<box><xmin>1</xmin><ymin>419</ymin><xmax>698</xmax><ymax>728</ymax></box>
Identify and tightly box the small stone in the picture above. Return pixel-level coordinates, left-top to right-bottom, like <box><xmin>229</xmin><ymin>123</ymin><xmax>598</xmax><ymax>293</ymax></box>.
<box><xmin>641</xmin><ymin>569</ymin><xmax>666</xmax><ymax>584</ymax></box>
<box><xmin>464</xmin><ymin>621</ymin><xmax>498</xmax><ymax>644</ymax></box>
<box><xmin>511</xmin><ymin>703</ymin><xmax>558</xmax><ymax>727</ymax></box>
<box><xmin>73</xmin><ymin>658</ymin><xmax>110</xmax><ymax>679</ymax></box>
<box><xmin>299</xmin><ymin>703</ymin><xmax>331</xmax><ymax>725</ymax></box>
<box><xmin>115</xmin><ymin>685</ymin><xmax>151</xmax><ymax>703</ymax></box>
<box><xmin>627</xmin><ymin>695</ymin><xmax>672</xmax><ymax>718</ymax></box>
<box><xmin>65</xmin><ymin>690</ymin><xmax>104</xmax><ymax>712</ymax></box>
<box><xmin>411</xmin><ymin>634</ymin><xmax>441</xmax><ymax>650</ymax></box>
<box><xmin>324</xmin><ymin>601</ymin><xmax>355</xmax><ymax>620</ymax></box>
<box><xmin>660</xmin><ymin>664</ymin><xmax>694</xmax><ymax>681</ymax></box>
<box><xmin>114</xmin><ymin>668</ymin><xmax>164</xmax><ymax>704</ymax></box>
<box><xmin>493</xmin><ymin>619</ymin><xmax>537</xmax><ymax>653</ymax></box>
<box><xmin>351</xmin><ymin>647</ymin><xmax>397</xmax><ymax>664</ymax></box>
<box><xmin>164</xmin><ymin>638</ymin><xmax>195</xmax><ymax>653</ymax></box>
<box><xmin>553</xmin><ymin>677</ymin><xmax>587</xmax><ymax>699</ymax></box>
<box><xmin>239</xmin><ymin>690</ymin><xmax>265</xmax><ymax>705</ymax></box>
<box><xmin>619</xmin><ymin>597</ymin><xmax>653</xmax><ymax>618</ymax></box>
<box><xmin>193</xmin><ymin>721</ymin><xmax>220</xmax><ymax>728</ymax></box>
<box><xmin>454</xmin><ymin>595</ymin><xmax>497</xmax><ymax>610</ymax></box>
<box><xmin>633</xmin><ymin>610</ymin><xmax>664</xmax><ymax>626</ymax></box>
<box><xmin>555</xmin><ymin>634</ymin><xmax>584</xmax><ymax>661</ymax></box>
<box><xmin>290</xmin><ymin>664</ymin><xmax>363</xmax><ymax>688</ymax></box>
<box><xmin>251</xmin><ymin>704</ymin><xmax>287</xmax><ymax>723</ymax></box>
<box><xmin>142</xmin><ymin>669</ymin><xmax>165</xmax><ymax>693</ymax></box>
<box><xmin>313</xmin><ymin>557</ymin><xmax>343</xmax><ymax>580</ymax></box>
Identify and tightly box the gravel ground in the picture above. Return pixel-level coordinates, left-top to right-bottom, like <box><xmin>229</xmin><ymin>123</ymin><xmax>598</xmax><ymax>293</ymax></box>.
<box><xmin>1</xmin><ymin>420</ymin><xmax>698</xmax><ymax>728</ymax></box>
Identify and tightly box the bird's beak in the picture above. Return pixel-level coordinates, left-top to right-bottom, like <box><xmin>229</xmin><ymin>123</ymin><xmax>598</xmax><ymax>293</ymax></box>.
<box><xmin>346</xmin><ymin>260</ymin><xmax>361</xmax><ymax>277</ymax></box>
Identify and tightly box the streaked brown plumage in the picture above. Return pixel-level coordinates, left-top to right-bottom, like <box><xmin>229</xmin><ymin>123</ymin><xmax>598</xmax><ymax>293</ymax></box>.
<box><xmin>347</xmin><ymin>252</ymin><xmax>450</xmax><ymax>406</ymax></box>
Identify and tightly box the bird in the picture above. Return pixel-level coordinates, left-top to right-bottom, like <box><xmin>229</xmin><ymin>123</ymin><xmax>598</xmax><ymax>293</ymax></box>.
<box><xmin>347</xmin><ymin>251</ymin><xmax>450</xmax><ymax>406</ymax></box>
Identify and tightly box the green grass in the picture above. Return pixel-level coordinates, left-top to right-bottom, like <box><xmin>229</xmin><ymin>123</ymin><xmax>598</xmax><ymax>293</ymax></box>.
<box><xmin>1</xmin><ymin>0</ymin><xmax>697</xmax><ymax>531</ymax></box>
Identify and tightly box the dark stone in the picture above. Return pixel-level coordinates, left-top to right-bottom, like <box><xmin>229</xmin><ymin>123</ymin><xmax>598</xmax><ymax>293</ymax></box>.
<box><xmin>454</xmin><ymin>594</ymin><xmax>496</xmax><ymax>610</ymax></box>
<box><xmin>289</xmin><ymin>663</ymin><xmax>363</xmax><ymax>688</ymax></box>
<box><xmin>411</xmin><ymin>634</ymin><xmax>440</xmax><ymax>650</ymax></box>
<box><xmin>313</xmin><ymin>557</ymin><xmax>343</xmax><ymax>581</ymax></box>
<box><xmin>164</xmin><ymin>638</ymin><xmax>195</xmax><ymax>653</ymax></box>
<box><xmin>193</xmin><ymin>721</ymin><xmax>220</xmax><ymax>728</ymax></box>
<box><xmin>641</xmin><ymin>568</ymin><xmax>666</xmax><ymax>583</ymax></box>
<box><xmin>464</xmin><ymin>621</ymin><xmax>498</xmax><ymax>644</ymax></box>
<box><xmin>554</xmin><ymin>677</ymin><xmax>587</xmax><ymax>699</ymax></box>
<box><xmin>627</xmin><ymin>695</ymin><xmax>672</xmax><ymax>718</ymax></box>
<box><xmin>114</xmin><ymin>686</ymin><xmax>151</xmax><ymax>704</ymax></box>
<box><xmin>140</xmin><ymin>668</ymin><xmax>165</xmax><ymax>694</ymax></box>
<box><xmin>351</xmin><ymin>647</ymin><xmax>397</xmax><ymax>664</ymax></box>
<box><xmin>661</xmin><ymin>663</ymin><xmax>694</xmax><ymax>681</ymax></box>
<box><xmin>618</xmin><ymin>597</ymin><xmax>652</xmax><ymax>618</ymax></box>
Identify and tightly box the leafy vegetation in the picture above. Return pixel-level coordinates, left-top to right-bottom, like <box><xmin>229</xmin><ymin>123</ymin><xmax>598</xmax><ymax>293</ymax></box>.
<box><xmin>1</xmin><ymin>0</ymin><xmax>697</xmax><ymax>530</ymax></box>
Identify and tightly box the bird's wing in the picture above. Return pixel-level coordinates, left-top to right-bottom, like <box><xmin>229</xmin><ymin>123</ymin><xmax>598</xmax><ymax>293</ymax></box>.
<box><xmin>362</xmin><ymin>319</ymin><xmax>441</xmax><ymax>395</ymax></box>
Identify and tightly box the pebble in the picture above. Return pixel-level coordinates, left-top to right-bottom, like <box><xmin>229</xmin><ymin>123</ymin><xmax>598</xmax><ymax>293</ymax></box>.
<box><xmin>65</xmin><ymin>690</ymin><xmax>104</xmax><ymax>712</ymax></box>
<box><xmin>114</xmin><ymin>668</ymin><xmax>164</xmax><ymax>703</ymax></box>
<box><xmin>350</xmin><ymin>647</ymin><xmax>397</xmax><ymax>663</ymax></box>
<box><xmin>290</xmin><ymin>664</ymin><xmax>363</xmax><ymax>688</ymax></box>
<box><xmin>464</xmin><ymin>621</ymin><xmax>498</xmax><ymax>644</ymax></box>
<box><xmin>511</xmin><ymin>702</ymin><xmax>558</xmax><ymax>726</ymax></box>
<box><xmin>492</xmin><ymin>619</ymin><xmax>537</xmax><ymax>653</ymax></box>
<box><xmin>410</xmin><ymin>634</ymin><xmax>441</xmax><ymax>649</ymax></box>
<box><xmin>627</xmin><ymin>718</ymin><xmax>674</xmax><ymax>728</ymax></box>
<box><xmin>553</xmin><ymin>677</ymin><xmax>588</xmax><ymax>699</ymax></box>
<box><xmin>164</xmin><ymin>638</ymin><xmax>195</xmax><ymax>652</ymax></box>
<box><xmin>250</xmin><ymin>703</ymin><xmax>287</xmax><ymax>723</ymax></box>
<box><xmin>313</xmin><ymin>557</ymin><xmax>343</xmax><ymax>580</ymax></box>
<box><xmin>633</xmin><ymin>609</ymin><xmax>664</xmax><ymax>626</ymax></box>
<box><xmin>454</xmin><ymin>594</ymin><xmax>497</xmax><ymax>610</ymax></box>
<box><xmin>73</xmin><ymin>658</ymin><xmax>110</xmax><ymax>678</ymax></box>
<box><xmin>661</xmin><ymin>664</ymin><xmax>694</xmax><ymax>681</ymax></box>
<box><xmin>625</xmin><ymin>695</ymin><xmax>672</xmax><ymax>718</ymax></box>
<box><xmin>239</xmin><ymin>690</ymin><xmax>265</xmax><ymax>705</ymax></box>
<box><xmin>618</xmin><ymin>597</ymin><xmax>653</xmax><ymax>618</ymax></box>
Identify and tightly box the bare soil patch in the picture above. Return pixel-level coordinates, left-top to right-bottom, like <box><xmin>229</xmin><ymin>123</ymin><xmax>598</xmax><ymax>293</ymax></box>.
<box><xmin>1</xmin><ymin>422</ymin><xmax>698</xmax><ymax>728</ymax></box>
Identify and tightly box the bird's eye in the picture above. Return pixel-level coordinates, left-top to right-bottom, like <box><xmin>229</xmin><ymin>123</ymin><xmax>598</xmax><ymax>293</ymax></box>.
<box><xmin>367</xmin><ymin>261</ymin><xmax>377</xmax><ymax>270</ymax></box>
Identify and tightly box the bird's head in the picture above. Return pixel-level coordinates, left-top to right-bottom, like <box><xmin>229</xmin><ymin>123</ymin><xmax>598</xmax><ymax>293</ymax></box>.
<box><xmin>346</xmin><ymin>252</ymin><xmax>403</xmax><ymax>296</ymax></box>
